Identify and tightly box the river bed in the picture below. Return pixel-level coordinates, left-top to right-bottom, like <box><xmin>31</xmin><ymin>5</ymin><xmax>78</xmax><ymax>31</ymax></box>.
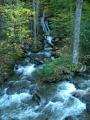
<box><xmin>0</xmin><ymin>60</ymin><xmax>90</xmax><ymax>120</ymax></box>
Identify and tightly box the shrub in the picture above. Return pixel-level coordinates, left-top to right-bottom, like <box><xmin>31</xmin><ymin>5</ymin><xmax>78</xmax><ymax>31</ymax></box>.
<box><xmin>0</xmin><ymin>41</ymin><xmax>24</xmax><ymax>84</ymax></box>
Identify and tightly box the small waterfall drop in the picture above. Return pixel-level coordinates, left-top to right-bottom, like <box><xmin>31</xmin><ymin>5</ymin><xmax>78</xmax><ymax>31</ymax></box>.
<box><xmin>41</xmin><ymin>11</ymin><xmax>53</xmax><ymax>49</ymax></box>
<box><xmin>15</xmin><ymin>64</ymin><xmax>36</xmax><ymax>76</ymax></box>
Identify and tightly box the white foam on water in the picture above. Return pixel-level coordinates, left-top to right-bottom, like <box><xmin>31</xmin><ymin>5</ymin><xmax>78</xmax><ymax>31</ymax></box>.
<box><xmin>42</xmin><ymin>96</ymin><xmax>86</xmax><ymax>120</ymax></box>
<box><xmin>0</xmin><ymin>80</ymin><xmax>87</xmax><ymax>120</ymax></box>
<box><xmin>16</xmin><ymin>64</ymin><xmax>36</xmax><ymax>76</ymax></box>
<box><xmin>1</xmin><ymin>107</ymin><xmax>40</xmax><ymax>120</ymax></box>
<box><xmin>57</xmin><ymin>82</ymin><xmax>76</xmax><ymax>94</ymax></box>
<box><xmin>46</xmin><ymin>36</ymin><xmax>53</xmax><ymax>45</ymax></box>
<box><xmin>55</xmin><ymin>82</ymin><xmax>76</xmax><ymax>102</ymax></box>
<box><xmin>1</xmin><ymin>108</ymin><xmax>39</xmax><ymax>120</ymax></box>
<box><xmin>14</xmin><ymin>107</ymin><xmax>39</xmax><ymax>120</ymax></box>
<box><xmin>0</xmin><ymin>92</ymin><xmax>32</xmax><ymax>109</ymax></box>
<box><xmin>40</xmin><ymin>82</ymin><xmax>86</xmax><ymax>120</ymax></box>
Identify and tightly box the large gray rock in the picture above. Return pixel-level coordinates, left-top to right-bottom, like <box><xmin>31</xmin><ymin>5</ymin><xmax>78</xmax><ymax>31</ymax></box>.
<box><xmin>82</xmin><ymin>94</ymin><xmax>90</xmax><ymax>113</ymax></box>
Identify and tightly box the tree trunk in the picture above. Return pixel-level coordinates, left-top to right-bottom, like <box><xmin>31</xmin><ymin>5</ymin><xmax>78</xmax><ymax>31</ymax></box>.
<box><xmin>33</xmin><ymin>0</ymin><xmax>39</xmax><ymax>48</ymax></box>
<box><xmin>72</xmin><ymin>0</ymin><xmax>83</xmax><ymax>64</ymax></box>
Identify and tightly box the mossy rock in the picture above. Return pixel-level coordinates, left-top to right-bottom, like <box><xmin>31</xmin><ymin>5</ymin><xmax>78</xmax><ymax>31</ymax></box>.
<box><xmin>33</xmin><ymin>55</ymin><xmax>80</xmax><ymax>83</ymax></box>
<box><xmin>29</xmin><ymin>53</ymin><xmax>50</xmax><ymax>64</ymax></box>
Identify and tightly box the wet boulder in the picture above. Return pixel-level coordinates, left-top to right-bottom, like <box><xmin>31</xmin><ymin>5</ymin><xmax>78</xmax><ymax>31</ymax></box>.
<box><xmin>78</xmin><ymin>80</ymin><xmax>90</xmax><ymax>89</ymax></box>
<box><xmin>65</xmin><ymin>116</ymin><xmax>74</xmax><ymax>120</ymax></box>
<box><xmin>7</xmin><ymin>80</ymin><xmax>32</xmax><ymax>95</ymax></box>
<box><xmin>32</xmin><ymin>93</ymin><xmax>41</xmax><ymax>105</ymax></box>
<box><xmin>29</xmin><ymin>53</ymin><xmax>49</xmax><ymax>65</ymax></box>
<box><xmin>29</xmin><ymin>84</ymin><xmax>39</xmax><ymax>94</ymax></box>
<box><xmin>82</xmin><ymin>92</ymin><xmax>90</xmax><ymax>113</ymax></box>
<box><xmin>29</xmin><ymin>84</ymin><xmax>42</xmax><ymax>105</ymax></box>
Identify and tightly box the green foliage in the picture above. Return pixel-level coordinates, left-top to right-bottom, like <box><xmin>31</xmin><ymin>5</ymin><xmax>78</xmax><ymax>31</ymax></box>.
<box><xmin>30</xmin><ymin>40</ymin><xmax>43</xmax><ymax>52</ymax></box>
<box><xmin>33</xmin><ymin>55</ymin><xmax>80</xmax><ymax>83</ymax></box>
<box><xmin>0</xmin><ymin>41</ymin><xmax>24</xmax><ymax>83</ymax></box>
<box><xmin>80</xmin><ymin>1</ymin><xmax>90</xmax><ymax>56</ymax></box>
<box><xmin>0</xmin><ymin>1</ymin><xmax>34</xmax><ymax>85</ymax></box>
<box><xmin>41</xmin><ymin>0</ymin><xmax>75</xmax><ymax>37</ymax></box>
<box><xmin>41</xmin><ymin>0</ymin><xmax>90</xmax><ymax>63</ymax></box>
<box><xmin>0</xmin><ymin>0</ymin><xmax>90</xmax><ymax>85</ymax></box>
<box><xmin>0</xmin><ymin>2</ymin><xmax>33</xmax><ymax>41</ymax></box>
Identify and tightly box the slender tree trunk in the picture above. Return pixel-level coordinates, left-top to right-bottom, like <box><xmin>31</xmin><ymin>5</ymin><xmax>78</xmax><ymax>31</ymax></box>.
<box><xmin>72</xmin><ymin>0</ymin><xmax>83</xmax><ymax>64</ymax></box>
<box><xmin>33</xmin><ymin>0</ymin><xmax>39</xmax><ymax>48</ymax></box>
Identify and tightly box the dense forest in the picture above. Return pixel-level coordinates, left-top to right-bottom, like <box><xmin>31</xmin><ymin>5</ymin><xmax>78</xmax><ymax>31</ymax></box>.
<box><xmin>0</xmin><ymin>0</ymin><xmax>90</xmax><ymax>120</ymax></box>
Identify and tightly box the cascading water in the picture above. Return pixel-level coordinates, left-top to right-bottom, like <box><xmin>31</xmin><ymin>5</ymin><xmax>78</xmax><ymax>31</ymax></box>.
<box><xmin>0</xmin><ymin>59</ymin><xmax>89</xmax><ymax>120</ymax></box>
<box><xmin>40</xmin><ymin>11</ymin><xmax>54</xmax><ymax>59</ymax></box>
<box><xmin>0</xmin><ymin>10</ymin><xmax>90</xmax><ymax>120</ymax></box>
<box><xmin>41</xmin><ymin>11</ymin><xmax>53</xmax><ymax>49</ymax></box>
<box><xmin>15</xmin><ymin>64</ymin><xmax>36</xmax><ymax>76</ymax></box>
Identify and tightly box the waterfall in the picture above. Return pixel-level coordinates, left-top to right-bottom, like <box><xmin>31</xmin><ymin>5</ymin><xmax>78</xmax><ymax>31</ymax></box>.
<box><xmin>41</xmin><ymin>11</ymin><xmax>50</xmax><ymax>35</ymax></box>
<box><xmin>41</xmin><ymin>11</ymin><xmax>53</xmax><ymax>48</ymax></box>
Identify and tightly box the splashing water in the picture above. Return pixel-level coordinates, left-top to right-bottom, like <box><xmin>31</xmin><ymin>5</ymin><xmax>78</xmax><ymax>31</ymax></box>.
<box><xmin>0</xmin><ymin>92</ymin><xmax>32</xmax><ymax>109</ymax></box>
<box><xmin>16</xmin><ymin>64</ymin><xmax>36</xmax><ymax>76</ymax></box>
<box><xmin>0</xmin><ymin>78</ymin><xmax>87</xmax><ymax>120</ymax></box>
<box><xmin>37</xmin><ymin>82</ymin><xmax>86</xmax><ymax>120</ymax></box>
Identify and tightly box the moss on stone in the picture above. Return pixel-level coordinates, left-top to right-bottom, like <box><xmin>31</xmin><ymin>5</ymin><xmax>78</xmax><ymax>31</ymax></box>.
<box><xmin>33</xmin><ymin>55</ymin><xmax>80</xmax><ymax>83</ymax></box>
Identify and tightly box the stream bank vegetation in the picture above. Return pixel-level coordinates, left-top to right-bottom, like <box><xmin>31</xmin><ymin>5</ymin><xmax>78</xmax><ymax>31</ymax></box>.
<box><xmin>0</xmin><ymin>0</ymin><xmax>90</xmax><ymax>84</ymax></box>
<box><xmin>0</xmin><ymin>1</ymin><xmax>33</xmax><ymax>84</ymax></box>
<box><xmin>33</xmin><ymin>54</ymin><xmax>81</xmax><ymax>83</ymax></box>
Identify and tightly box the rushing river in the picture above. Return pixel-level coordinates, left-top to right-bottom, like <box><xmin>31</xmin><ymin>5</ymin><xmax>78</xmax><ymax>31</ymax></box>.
<box><xmin>0</xmin><ymin>60</ymin><xmax>90</xmax><ymax>120</ymax></box>
<box><xmin>0</xmin><ymin>9</ymin><xmax>90</xmax><ymax>120</ymax></box>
